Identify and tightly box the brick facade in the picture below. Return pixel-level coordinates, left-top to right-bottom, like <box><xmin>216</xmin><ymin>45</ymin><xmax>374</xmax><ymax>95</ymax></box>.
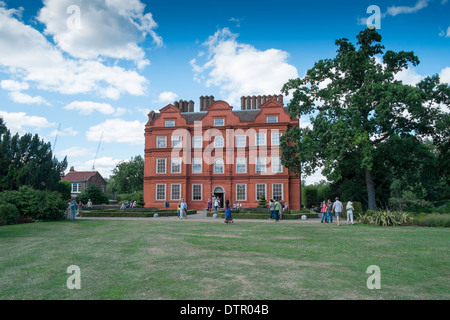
<box><xmin>144</xmin><ymin>96</ymin><xmax>301</xmax><ymax>210</ymax></box>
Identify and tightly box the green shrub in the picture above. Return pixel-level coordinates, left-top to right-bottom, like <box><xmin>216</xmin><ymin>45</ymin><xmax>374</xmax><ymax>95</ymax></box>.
<box><xmin>305</xmin><ymin>188</ymin><xmax>318</xmax><ymax>208</ymax></box>
<box><xmin>76</xmin><ymin>185</ymin><xmax>109</xmax><ymax>205</ymax></box>
<box><xmin>358</xmin><ymin>210</ymin><xmax>414</xmax><ymax>226</ymax></box>
<box><xmin>0</xmin><ymin>203</ymin><xmax>20</xmax><ymax>225</ymax></box>
<box><xmin>417</xmin><ymin>214</ymin><xmax>450</xmax><ymax>227</ymax></box>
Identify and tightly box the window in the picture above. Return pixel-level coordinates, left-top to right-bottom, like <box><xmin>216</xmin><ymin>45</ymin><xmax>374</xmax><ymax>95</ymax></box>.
<box><xmin>256</xmin><ymin>133</ymin><xmax>266</xmax><ymax>146</ymax></box>
<box><xmin>271</xmin><ymin>132</ymin><xmax>282</xmax><ymax>146</ymax></box>
<box><xmin>236</xmin><ymin>184</ymin><xmax>247</xmax><ymax>201</ymax></box>
<box><xmin>192</xmin><ymin>158</ymin><xmax>202</xmax><ymax>174</ymax></box>
<box><xmin>235</xmin><ymin>135</ymin><xmax>246</xmax><ymax>148</ymax></box>
<box><xmin>156</xmin><ymin>158</ymin><xmax>166</xmax><ymax>174</ymax></box>
<box><xmin>156</xmin><ymin>184</ymin><xmax>166</xmax><ymax>200</ymax></box>
<box><xmin>214</xmin><ymin>136</ymin><xmax>224</xmax><ymax>148</ymax></box>
<box><xmin>272</xmin><ymin>183</ymin><xmax>283</xmax><ymax>201</ymax></box>
<box><xmin>192</xmin><ymin>184</ymin><xmax>202</xmax><ymax>201</ymax></box>
<box><xmin>214</xmin><ymin>159</ymin><xmax>224</xmax><ymax>174</ymax></box>
<box><xmin>171</xmin><ymin>184</ymin><xmax>181</xmax><ymax>200</ymax></box>
<box><xmin>171</xmin><ymin>135</ymin><xmax>182</xmax><ymax>148</ymax></box>
<box><xmin>256</xmin><ymin>184</ymin><xmax>266</xmax><ymax>201</ymax></box>
<box><xmin>236</xmin><ymin>157</ymin><xmax>246</xmax><ymax>173</ymax></box>
<box><xmin>271</xmin><ymin>156</ymin><xmax>283</xmax><ymax>173</ymax></box>
<box><xmin>255</xmin><ymin>157</ymin><xmax>266</xmax><ymax>173</ymax></box>
<box><xmin>192</xmin><ymin>136</ymin><xmax>202</xmax><ymax>148</ymax></box>
<box><xmin>71</xmin><ymin>183</ymin><xmax>81</xmax><ymax>193</ymax></box>
<box><xmin>267</xmin><ymin>116</ymin><xmax>278</xmax><ymax>123</ymax></box>
<box><xmin>171</xmin><ymin>158</ymin><xmax>182</xmax><ymax>173</ymax></box>
<box><xmin>214</xmin><ymin>118</ymin><xmax>225</xmax><ymax>126</ymax></box>
<box><xmin>156</xmin><ymin>136</ymin><xmax>167</xmax><ymax>148</ymax></box>
<box><xmin>165</xmin><ymin>120</ymin><xmax>175</xmax><ymax>127</ymax></box>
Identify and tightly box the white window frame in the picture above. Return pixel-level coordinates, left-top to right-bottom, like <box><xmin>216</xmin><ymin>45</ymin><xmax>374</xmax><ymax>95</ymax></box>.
<box><xmin>255</xmin><ymin>157</ymin><xmax>266</xmax><ymax>173</ymax></box>
<box><xmin>165</xmin><ymin>120</ymin><xmax>175</xmax><ymax>127</ymax></box>
<box><xmin>235</xmin><ymin>135</ymin><xmax>246</xmax><ymax>148</ymax></box>
<box><xmin>171</xmin><ymin>158</ymin><xmax>182</xmax><ymax>174</ymax></box>
<box><xmin>236</xmin><ymin>184</ymin><xmax>247</xmax><ymax>201</ymax></box>
<box><xmin>170</xmin><ymin>184</ymin><xmax>181</xmax><ymax>201</ymax></box>
<box><xmin>156</xmin><ymin>136</ymin><xmax>167</xmax><ymax>148</ymax></box>
<box><xmin>236</xmin><ymin>157</ymin><xmax>247</xmax><ymax>174</ymax></box>
<box><xmin>192</xmin><ymin>136</ymin><xmax>203</xmax><ymax>148</ymax></box>
<box><xmin>192</xmin><ymin>184</ymin><xmax>202</xmax><ymax>201</ymax></box>
<box><xmin>71</xmin><ymin>183</ymin><xmax>81</xmax><ymax>193</ymax></box>
<box><xmin>156</xmin><ymin>184</ymin><xmax>166</xmax><ymax>201</ymax></box>
<box><xmin>156</xmin><ymin>158</ymin><xmax>166</xmax><ymax>174</ymax></box>
<box><xmin>255</xmin><ymin>183</ymin><xmax>267</xmax><ymax>201</ymax></box>
<box><xmin>214</xmin><ymin>118</ymin><xmax>225</xmax><ymax>126</ymax></box>
<box><xmin>266</xmin><ymin>116</ymin><xmax>278</xmax><ymax>123</ymax></box>
<box><xmin>271</xmin><ymin>156</ymin><xmax>283</xmax><ymax>173</ymax></box>
<box><xmin>214</xmin><ymin>136</ymin><xmax>224</xmax><ymax>148</ymax></box>
<box><xmin>214</xmin><ymin>159</ymin><xmax>224</xmax><ymax>174</ymax></box>
<box><xmin>272</xmin><ymin>183</ymin><xmax>283</xmax><ymax>201</ymax></box>
<box><xmin>171</xmin><ymin>135</ymin><xmax>182</xmax><ymax>148</ymax></box>
<box><xmin>271</xmin><ymin>132</ymin><xmax>282</xmax><ymax>146</ymax></box>
<box><xmin>192</xmin><ymin>158</ymin><xmax>202</xmax><ymax>174</ymax></box>
<box><xmin>255</xmin><ymin>133</ymin><xmax>266</xmax><ymax>146</ymax></box>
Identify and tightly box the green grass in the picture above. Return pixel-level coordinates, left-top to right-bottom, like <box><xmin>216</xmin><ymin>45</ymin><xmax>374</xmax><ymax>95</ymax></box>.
<box><xmin>0</xmin><ymin>219</ymin><xmax>449</xmax><ymax>300</ymax></box>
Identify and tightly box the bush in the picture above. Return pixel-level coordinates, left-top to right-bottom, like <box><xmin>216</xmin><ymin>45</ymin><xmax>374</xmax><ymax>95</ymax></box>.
<box><xmin>76</xmin><ymin>185</ymin><xmax>109</xmax><ymax>205</ymax></box>
<box><xmin>0</xmin><ymin>203</ymin><xmax>20</xmax><ymax>225</ymax></box>
<box><xmin>116</xmin><ymin>191</ymin><xmax>144</xmax><ymax>207</ymax></box>
<box><xmin>305</xmin><ymin>188</ymin><xmax>318</xmax><ymax>209</ymax></box>
<box><xmin>358</xmin><ymin>210</ymin><xmax>414</xmax><ymax>226</ymax></box>
<box><xmin>416</xmin><ymin>214</ymin><xmax>450</xmax><ymax>227</ymax></box>
<box><xmin>0</xmin><ymin>186</ymin><xmax>67</xmax><ymax>223</ymax></box>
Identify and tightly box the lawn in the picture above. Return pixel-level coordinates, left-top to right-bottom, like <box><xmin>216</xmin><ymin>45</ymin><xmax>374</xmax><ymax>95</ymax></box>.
<box><xmin>0</xmin><ymin>218</ymin><xmax>449</xmax><ymax>300</ymax></box>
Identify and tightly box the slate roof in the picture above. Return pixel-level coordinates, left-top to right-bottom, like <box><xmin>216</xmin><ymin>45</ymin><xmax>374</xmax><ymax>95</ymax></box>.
<box><xmin>61</xmin><ymin>171</ymin><xmax>100</xmax><ymax>182</ymax></box>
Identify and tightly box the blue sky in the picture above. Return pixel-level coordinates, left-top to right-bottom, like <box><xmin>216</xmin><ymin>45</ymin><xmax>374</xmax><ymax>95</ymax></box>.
<box><xmin>0</xmin><ymin>0</ymin><xmax>449</xmax><ymax>184</ymax></box>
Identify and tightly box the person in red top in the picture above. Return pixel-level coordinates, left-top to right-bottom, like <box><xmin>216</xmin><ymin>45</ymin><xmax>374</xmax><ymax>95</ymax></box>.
<box><xmin>320</xmin><ymin>201</ymin><xmax>327</xmax><ymax>223</ymax></box>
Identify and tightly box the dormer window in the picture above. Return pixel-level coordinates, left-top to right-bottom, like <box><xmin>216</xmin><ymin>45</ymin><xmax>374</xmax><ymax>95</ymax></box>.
<box><xmin>214</xmin><ymin>118</ymin><xmax>225</xmax><ymax>126</ymax></box>
<box><xmin>165</xmin><ymin>120</ymin><xmax>175</xmax><ymax>127</ymax></box>
<box><xmin>266</xmin><ymin>116</ymin><xmax>278</xmax><ymax>123</ymax></box>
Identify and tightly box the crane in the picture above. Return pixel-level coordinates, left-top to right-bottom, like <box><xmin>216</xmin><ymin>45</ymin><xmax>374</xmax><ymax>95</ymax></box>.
<box><xmin>52</xmin><ymin>123</ymin><xmax>61</xmax><ymax>154</ymax></box>
<box><xmin>92</xmin><ymin>131</ymin><xmax>103</xmax><ymax>171</ymax></box>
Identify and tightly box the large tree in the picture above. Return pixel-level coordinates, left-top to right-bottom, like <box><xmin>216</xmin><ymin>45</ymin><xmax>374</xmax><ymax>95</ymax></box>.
<box><xmin>0</xmin><ymin>117</ymin><xmax>67</xmax><ymax>192</ymax></box>
<box><xmin>109</xmin><ymin>155</ymin><xmax>144</xmax><ymax>194</ymax></box>
<box><xmin>281</xmin><ymin>29</ymin><xmax>449</xmax><ymax>210</ymax></box>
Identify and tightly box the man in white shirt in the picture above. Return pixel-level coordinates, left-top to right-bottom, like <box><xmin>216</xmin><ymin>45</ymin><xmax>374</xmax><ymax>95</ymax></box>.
<box><xmin>332</xmin><ymin>197</ymin><xmax>343</xmax><ymax>226</ymax></box>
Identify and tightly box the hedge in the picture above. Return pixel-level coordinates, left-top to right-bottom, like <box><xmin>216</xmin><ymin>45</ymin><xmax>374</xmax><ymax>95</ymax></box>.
<box><xmin>206</xmin><ymin>210</ymin><xmax>317</xmax><ymax>220</ymax></box>
<box><xmin>81</xmin><ymin>209</ymin><xmax>196</xmax><ymax>218</ymax></box>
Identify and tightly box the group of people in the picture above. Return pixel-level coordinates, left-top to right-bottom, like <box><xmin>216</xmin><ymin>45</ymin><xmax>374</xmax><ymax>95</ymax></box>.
<box><xmin>120</xmin><ymin>200</ymin><xmax>136</xmax><ymax>210</ymax></box>
<box><xmin>268</xmin><ymin>199</ymin><xmax>288</xmax><ymax>222</ymax></box>
<box><xmin>67</xmin><ymin>199</ymin><xmax>92</xmax><ymax>220</ymax></box>
<box><xmin>206</xmin><ymin>197</ymin><xmax>244</xmax><ymax>213</ymax></box>
<box><xmin>320</xmin><ymin>197</ymin><xmax>354</xmax><ymax>226</ymax></box>
<box><xmin>177</xmin><ymin>199</ymin><xmax>188</xmax><ymax>219</ymax></box>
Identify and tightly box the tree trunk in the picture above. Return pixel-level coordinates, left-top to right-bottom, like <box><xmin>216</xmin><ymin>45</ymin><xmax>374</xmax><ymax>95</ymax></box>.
<box><xmin>364</xmin><ymin>167</ymin><xmax>377</xmax><ymax>210</ymax></box>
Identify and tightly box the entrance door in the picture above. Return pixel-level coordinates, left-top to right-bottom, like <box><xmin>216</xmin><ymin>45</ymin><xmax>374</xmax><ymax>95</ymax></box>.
<box><xmin>213</xmin><ymin>186</ymin><xmax>225</xmax><ymax>209</ymax></box>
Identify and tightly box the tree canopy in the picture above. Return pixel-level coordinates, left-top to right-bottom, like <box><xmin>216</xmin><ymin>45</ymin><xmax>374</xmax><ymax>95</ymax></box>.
<box><xmin>108</xmin><ymin>155</ymin><xmax>144</xmax><ymax>195</ymax></box>
<box><xmin>0</xmin><ymin>117</ymin><xmax>67</xmax><ymax>193</ymax></box>
<box><xmin>281</xmin><ymin>29</ymin><xmax>450</xmax><ymax>210</ymax></box>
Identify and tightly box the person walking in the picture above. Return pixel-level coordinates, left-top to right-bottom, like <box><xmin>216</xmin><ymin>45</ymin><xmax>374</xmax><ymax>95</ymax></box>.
<box><xmin>326</xmin><ymin>199</ymin><xmax>333</xmax><ymax>223</ymax></box>
<box><xmin>346</xmin><ymin>201</ymin><xmax>354</xmax><ymax>225</ymax></box>
<box><xmin>70</xmin><ymin>200</ymin><xmax>77</xmax><ymax>220</ymax></box>
<box><xmin>269</xmin><ymin>199</ymin><xmax>275</xmax><ymax>220</ymax></box>
<box><xmin>214</xmin><ymin>198</ymin><xmax>219</xmax><ymax>212</ymax></box>
<box><xmin>274</xmin><ymin>199</ymin><xmax>280</xmax><ymax>222</ymax></box>
<box><xmin>225</xmin><ymin>205</ymin><xmax>234</xmax><ymax>224</ymax></box>
<box><xmin>320</xmin><ymin>201</ymin><xmax>327</xmax><ymax>223</ymax></box>
<box><xmin>87</xmin><ymin>199</ymin><xmax>92</xmax><ymax>211</ymax></box>
<box><xmin>332</xmin><ymin>197</ymin><xmax>343</xmax><ymax>226</ymax></box>
<box><xmin>207</xmin><ymin>199</ymin><xmax>212</xmax><ymax>212</ymax></box>
<box><xmin>180</xmin><ymin>198</ymin><xmax>187</xmax><ymax>219</ymax></box>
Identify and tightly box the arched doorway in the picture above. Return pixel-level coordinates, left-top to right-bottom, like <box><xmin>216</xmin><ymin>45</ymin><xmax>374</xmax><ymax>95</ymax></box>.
<box><xmin>213</xmin><ymin>186</ymin><xmax>225</xmax><ymax>209</ymax></box>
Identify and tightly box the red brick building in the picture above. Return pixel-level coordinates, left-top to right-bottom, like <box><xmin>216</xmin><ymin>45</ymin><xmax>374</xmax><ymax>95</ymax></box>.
<box><xmin>61</xmin><ymin>167</ymin><xmax>107</xmax><ymax>198</ymax></box>
<box><xmin>144</xmin><ymin>95</ymin><xmax>301</xmax><ymax>210</ymax></box>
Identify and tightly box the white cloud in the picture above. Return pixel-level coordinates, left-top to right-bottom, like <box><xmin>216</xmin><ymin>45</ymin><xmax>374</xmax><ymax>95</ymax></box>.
<box><xmin>386</xmin><ymin>0</ymin><xmax>430</xmax><ymax>16</ymax></box>
<box><xmin>0</xmin><ymin>110</ymin><xmax>55</xmax><ymax>134</ymax></box>
<box><xmin>1</xmin><ymin>79</ymin><xmax>50</xmax><ymax>105</ymax></box>
<box><xmin>439</xmin><ymin>67</ymin><xmax>450</xmax><ymax>84</ymax></box>
<box><xmin>86</xmin><ymin>119</ymin><xmax>145</xmax><ymax>145</ymax></box>
<box><xmin>157</xmin><ymin>91</ymin><xmax>179</xmax><ymax>103</ymax></box>
<box><xmin>0</xmin><ymin>4</ymin><xmax>148</xmax><ymax>100</ymax></box>
<box><xmin>37</xmin><ymin>0</ymin><xmax>162</xmax><ymax>69</ymax></box>
<box><xmin>49</xmin><ymin>127</ymin><xmax>79</xmax><ymax>137</ymax></box>
<box><xmin>64</xmin><ymin>101</ymin><xmax>115</xmax><ymax>115</ymax></box>
<box><xmin>56</xmin><ymin>146</ymin><xmax>93</xmax><ymax>158</ymax></box>
<box><xmin>439</xmin><ymin>26</ymin><xmax>450</xmax><ymax>37</ymax></box>
<box><xmin>191</xmin><ymin>28</ymin><xmax>298</xmax><ymax>106</ymax></box>
<box><xmin>394</xmin><ymin>67</ymin><xmax>425</xmax><ymax>86</ymax></box>
<box><xmin>68</xmin><ymin>156</ymin><xmax>123</xmax><ymax>178</ymax></box>
<box><xmin>0</xmin><ymin>79</ymin><xmax>29</xmax><ymax>91</ymax></box>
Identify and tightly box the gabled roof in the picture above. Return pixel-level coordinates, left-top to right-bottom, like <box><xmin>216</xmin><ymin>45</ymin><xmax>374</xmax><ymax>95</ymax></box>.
<box><xmin>61</xmin><ymin>171</ymin><xmax>101</xmax><ymax>182</ymax></box>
